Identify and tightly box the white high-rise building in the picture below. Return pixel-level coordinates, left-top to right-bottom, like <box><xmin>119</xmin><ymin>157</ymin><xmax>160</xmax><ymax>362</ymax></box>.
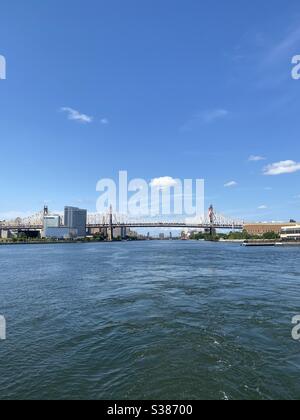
<box><xmin>43</xmin><ymin>215</ymin><xmax>61</xmax><ymax>238</ymax></box>
<box><xmin>43</xmin><ymin>215</ymin><xmax>61</xmax><ymax>230</ymax></box>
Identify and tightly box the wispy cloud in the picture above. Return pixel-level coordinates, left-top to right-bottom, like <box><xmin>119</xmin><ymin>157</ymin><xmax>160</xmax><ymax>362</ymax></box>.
<box><xmin>100</xmin><ymin>118</ymin><xmax>109</xmax><ymax>125</ymax></box>
<box><xmin>224</xmin><ymin>181</ymin><xmax>238</xmax><ymax>188</ymax></box>
<box><xmin>258</xmin><ymin>205</ymin><xmax>268</xmax><ymax>210</ymax></box>
<box><xmin>263</xmin><ymin>160</ymin><xmax>300</xmax><ymax>176</ymax></box>
<box><xmin>249</xmin><ymin>155</ymin><xmax>266</xmax><ymax>162</ymax></box>
<box><xmin>255</xmin><ymin>25</ymin><xmax>300</xmax><ymax>90</ymax></box>
<box><xmin>200</xmin><ymin>109</ymin><xmax>229</xmax><ymax>124</ymax></box>
<box><xmin>182</xmin><ymin>109</ymin><xmax>229</xmax><ymax>131</ymax></box>
<box><xmin>0</xmin><ymin>211</ymin><xmax>36</xmax><ymax>220</ymax></box>
<box><xmin>150</xmin><ymin>177</ymin><xmax>179</xmax><ymax>189</ymax></box>
<box><xmin>265</xmin><ymin>26</ymin><xmax>300</xmax><ymax>66</ymax></box>
<box><xmin>61</xmin><ymin>107</ymin><xmax>93</xmax><ymax>123</ymax></box>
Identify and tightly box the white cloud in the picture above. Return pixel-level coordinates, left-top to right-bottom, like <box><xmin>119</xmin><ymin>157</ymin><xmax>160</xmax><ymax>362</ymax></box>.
<box><xmin>249</xmin><ymin>155</ymin><xmax>266</xmax><ymax>162</ymax></box>
<box><xmin>150</xmin><ymin>177</ymin><xmax>179</xmax><ymax>189</ymax></box>
<box><xmin>258</xmin><ymin>205</ymin><xmax>268</xmax><ymax>210</ymax></box>
<box><xmin>265</xmin><ymin>27</ymin><xmax>300</xmax><ymax>65</ymax></box>
<box><xmin>100</xmin><ymin>118</ymin><xmax>109</xmax><ymax>125</ymax></box>
<box><xmin>263</xmin><ymin>160</ymin><xmax>300</xmax><ymax>176</ymax></box>
<box><xmin>201</xmin><ymin>109</ymin><xmax>229</xmax><ymax>124</ymax></box>
<box><xmin>0</xmin><ymin>211</ymin><xmax>35</xmax><ymax>221</ymax></box>
<box><xmin>224</xmin><ymin>181</ymin><xmax>238</xmax><ymax>188</ymax></box>
<box><xmin>61</xmin><ymin>107</ymin><xmax>93</xmax><ymax>123</ymax></box>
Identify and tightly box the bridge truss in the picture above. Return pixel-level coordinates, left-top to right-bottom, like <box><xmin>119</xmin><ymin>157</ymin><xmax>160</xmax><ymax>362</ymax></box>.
<box><xmin>0</xmin><ymin>206</ymin><xmax>244</xmax><ymax>231</ymax></box>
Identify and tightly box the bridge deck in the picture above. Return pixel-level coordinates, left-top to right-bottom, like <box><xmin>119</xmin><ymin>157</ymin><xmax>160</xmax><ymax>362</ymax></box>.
<box><xmin>1</xmin><ymin>223</ymin><xmax>244</xmax><ymax>230</ymax></box>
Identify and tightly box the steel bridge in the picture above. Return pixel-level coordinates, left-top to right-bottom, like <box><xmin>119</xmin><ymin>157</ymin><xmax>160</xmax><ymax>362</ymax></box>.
<box><xmin>0</xmin><ymin>222</ymin><xmax>244</xmax><ymax>230</ymax></box>
<box><xmin>0</xmin><ymin>206</ymin><xmax>244</xmax><ymax>233</ymax></box>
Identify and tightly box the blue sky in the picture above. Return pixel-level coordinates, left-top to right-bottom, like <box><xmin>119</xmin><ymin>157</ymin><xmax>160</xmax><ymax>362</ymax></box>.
<box><xmin>1</xmin><ymin>0</ymin><xmax>300</xmax><ymax>222</ymax></box>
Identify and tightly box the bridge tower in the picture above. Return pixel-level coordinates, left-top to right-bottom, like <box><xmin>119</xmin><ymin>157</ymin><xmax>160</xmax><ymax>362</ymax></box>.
<box><xmin>109</xmin><ymin>205</ymin><xmax>114</xmax><ymax>241</ymax></box>
<box><xmin>208</xmin><ymin>205</ymin><xmax>216</xmax><ymax>236</ymax></box>
<box><xmin>43</xmin><ymin>206</ymin><xmax>49</xmax><ymax>216</ymax></box>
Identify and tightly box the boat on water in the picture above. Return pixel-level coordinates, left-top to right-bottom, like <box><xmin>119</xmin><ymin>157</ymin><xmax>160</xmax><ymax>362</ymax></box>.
<box><xmin>242</xmin><ymin>241</ymin><xmax>300</xmax><ymax>247</ymax></box>
<box><xmin>242</xmin><ymin>242</ymin><xmax>276</xmax><ymax>247</ymax></box>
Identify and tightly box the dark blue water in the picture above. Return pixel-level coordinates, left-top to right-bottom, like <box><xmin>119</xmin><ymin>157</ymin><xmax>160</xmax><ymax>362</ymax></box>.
<box><xmin>0</xmin><ymin>241</ymin><xmax>300</xmax><ymax>400</ymax></box>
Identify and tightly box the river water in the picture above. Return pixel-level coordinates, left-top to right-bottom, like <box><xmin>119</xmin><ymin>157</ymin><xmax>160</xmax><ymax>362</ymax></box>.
<box><xmin>0</xmin><ymin>241</ymin><xmax>299</xmax><ymax>400</ymax></box>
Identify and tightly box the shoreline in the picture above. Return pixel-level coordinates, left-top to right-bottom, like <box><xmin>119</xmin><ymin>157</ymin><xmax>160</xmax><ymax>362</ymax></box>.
<box><xmin>0</xmin><ymin>239</ymin><xmax>137</xmax><ymax>246</ymax></box>
<box><xmin>1</xmin><ymin>239</ymin><xmax>300</xmax><ymax>247</ymax></box>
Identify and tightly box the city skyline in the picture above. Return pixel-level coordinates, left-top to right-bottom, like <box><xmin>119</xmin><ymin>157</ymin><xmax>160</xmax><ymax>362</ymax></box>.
<box><xmin>1</xmin><ymin>1</ymin><xmax>300</xmax><ymax>222</ymax></box>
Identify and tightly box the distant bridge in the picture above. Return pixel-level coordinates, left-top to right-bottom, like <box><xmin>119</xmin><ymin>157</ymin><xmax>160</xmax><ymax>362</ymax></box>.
<box><xmin>0</xmin><ymin>206</ymin><xmax>244</xmax><ymax>234</ymax></box>
<box><xmin>89</xmin><ymin>222</ymin><xmax>244</xmax><ymax>229</ymax></box>
<box><xmin>0</xmin><ymin>222</ymin><xmax>244</xmax><ymax>230</ymax></box>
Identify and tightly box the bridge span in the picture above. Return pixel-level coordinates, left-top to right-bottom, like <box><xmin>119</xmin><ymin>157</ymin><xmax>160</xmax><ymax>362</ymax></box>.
<box><xmin>88</xmin><ymin>222</ymin><xmax>244</xmax><ymax>230</ymax></box>
<box><xmin>0</xmin><ymin>222</ymin><xmax>244</xmax><ymax>231</ymax></box>
<box><xmin>0</xmin><ymin>205</ymin><xmax>244</xmax><ymax>237</ymax></box>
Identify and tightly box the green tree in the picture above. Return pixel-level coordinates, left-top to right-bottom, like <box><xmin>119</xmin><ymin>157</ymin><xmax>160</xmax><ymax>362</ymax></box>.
<box><xmin>262</xmin><ymin>231</ymin><xmax>280</xmax><ymax>240</ymax></box>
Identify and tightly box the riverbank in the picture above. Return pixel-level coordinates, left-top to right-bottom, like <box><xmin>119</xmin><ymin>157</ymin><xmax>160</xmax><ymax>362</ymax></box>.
<box><xmin>0</xmin><ymin>240</ymin><xmax>102</xmax><ymax>246</ymax></box>
<box><xmin>1</xmin><ymin>238</ymin><xmax>300</xmax><ymax>247</ymax></box>
<box><xmin>0</xmin><ymin>236</ymin><xmax>151</xmax><ymax>246</ymax></box>
<box><xmin>0</xmin><ymin>239</ymin><xmax>137</xmax><ymax>246</ymax></box>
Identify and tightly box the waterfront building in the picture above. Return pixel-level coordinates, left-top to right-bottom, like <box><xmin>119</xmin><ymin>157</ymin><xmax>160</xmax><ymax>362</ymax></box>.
<box><xmin>244</xmin><ymin>222</ymin><xmax>297</xmax><ymax>236</ymax></box>
<box><xmin>43</xmin><ymin>207</ymin><xmax>87</xmax><ymax>239</ymax></box>
<box><xmin>281</xmin><ymin>225</ymin><xmax>300</xmax><ymax>241</ymax></box>
<box><xmin>181</xmin><ymin>231</ymin><xmax>188</xmax><ymax>240</ymax></box>
<box><xmin>0</xmin><ymin>229</ymin><xmax>9</xmax><ymax>239</ymax></box>
<box><xmin>43</xmin><ymin>215</ymin><xmax>61</xmax><ymax>230</ymax></box>
<box><xmin>44</xmin><ymin>227</ymin><xmax>78</xmax><ymax>240</ymax></box>
<box><xmin>64</xmin><ymin>206</ymin><xmax>87</xmax><ymax>237</ymax></box>
<box><xmin>113</xmin><ymin>227</ymin><xmax>127</xmax><ymax>239</ymax></box>
<box><xmin>43</xmin><ymin>215</ymin><xmax>61</xmax><ymax>238</ymax></box>
<box><xmin>88</xmin><ymin>227</ymin><xmax>107</xmax><ymax>238</ymax></box>
<box><xmin>127</xmin><ymin>229</ymin><xmax>139</xmax><ymax>239</ymax></box>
